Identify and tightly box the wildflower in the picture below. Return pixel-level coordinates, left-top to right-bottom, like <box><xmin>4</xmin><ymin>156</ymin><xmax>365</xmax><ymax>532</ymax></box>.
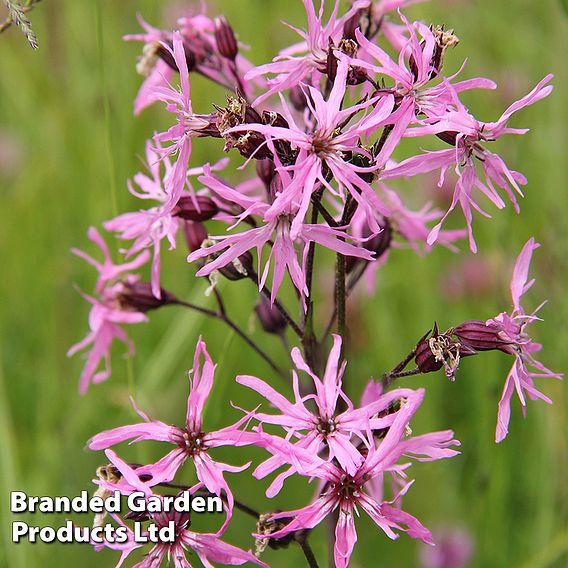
<box><xmin>188</xmin><ymin>164</ymin><xmax>373</xmax><ymax>305</ymax></box>
<box><xmin>88</xmin><ymin>338</ymin><xmax>258</xmax><ymax>522</ymax></box>
<box><xmin>254</xmin><ymin>389</ymin><xmax>460</xmax><ymax>568</ymax></box>
<box><xmin>345</xmin><ymin>16</ymin><xmax>496</xmax><ymax>162</ymax></box>
<box><xmin>383</xmin><ymin>75</ymin><xmax>553</xmax><ymax>251</ymax></box>
<box><xmin>459</xmin><ymin>238</ymin><xmax>561</xmax><ymax>442</ymax></box>
<box><xmin>103</xmin><ymin>140</ymin><xmax>224</xmax><ymax>298</ymax></box>
<box><xmin>245</xmin><ymin>0</ymin><xmax>370</xmax><ymax>106</ymax></box>
<box><xmin>229</xmin><ymin>59</ymin><xmax>396</xmax><ymax>238</ymax></box>
<box><xmin>68</xmin><ymin>228</ymin><xmax>150</xmax><ymax>394</ymax></box>
<box><xmin>93</xmin><ymin>451</ymin><xmax>267</xmax><ymax>568</ymax></box>
<box><xmin>152</xmin><ymin>32</ymin><xmax>218</xmax><ymax>210</ymax></box>
<box><xmin>240</xmin><ymin>335</ymin><xmax>425</xmax><ymax>495</ymax></box>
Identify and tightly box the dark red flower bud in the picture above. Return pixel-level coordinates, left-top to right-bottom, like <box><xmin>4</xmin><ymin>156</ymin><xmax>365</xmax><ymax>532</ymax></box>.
<box><xmin>182</xmin><ymin>221</ymin><xmax>208</xmax><ymax>252</ymax></box>
<box><xmin>218</xmin><ymin>251</ymin><xmax>253</xmax><ymax>281</ymax></box>
<box><xmin>257</xmin><ymin>158</ymin><xmax>276</xmax><ymax>189</ymax></box>
<box><xmin>288</xmin><ymin>86</ymin><xmax>308</xmax><ymax>112</ymax></box>
<box><xmin>173</xmin><ymin>195</ymin><xmax>218</xmax><ymax>221</ymax></box>
<box><xmin>453</xmin><ymin>320</ymin><xmax>513</xmax><ymax>354</ymax></box>
<box><xmin>255</xmin><ymin>296</ymin><xmax>287</xmax><ymax>335</ymax></box>
<box><xmin>214</xmin><ymin>16</ymin><xmax>239</xmax><ymax>60</ymax></box>
<box><xmin>157</xmin><ymin>40</ymin><xmax>196</xmax><ymax>72</ymax></box>
<box><xmin>119</xmin><ymin>281</ymin><xmax>177</xmax><ymax>313</ymax></box>
<box><xmin>436</xmin><ymin>130</ymin><xmax>459</xmax><ymax>146</ymax></box>
<box><xmin>346</xmin><ymin>219</ymin><xmax>392</xmax><ymax>273</ymax></box>
<box><xmin>326</xmin><ymin>43</ymin><xmax>338</xmax><ymax>83</ymax></box>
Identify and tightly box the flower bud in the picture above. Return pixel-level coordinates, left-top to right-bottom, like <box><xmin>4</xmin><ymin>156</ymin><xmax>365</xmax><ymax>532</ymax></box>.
<box><xmin>214</xmin><ymin>16</ymin><xmax>238</xmax><ymax>60</ymax></box>
<box><xmin>157</xmin><ymin>40</ymin><xmax>196</xmax><ymax>72</ymax></box>
<box><xmin>255</xmin><ymin>296</ymin><xmax>287</xmax><ymax>335</ymax></box>
<box><xmin>288</xmin><ymin>86</ymin><xmax>308</xmax><ymax>112</ymax></box>
<box><xmin>119</xmin><ymin>281</ymin><xmax>177</xmax><ymax>312</ymax></box>
<box><xmin>453</xmin><ymin>320</ymin><xmax>513</xmax><ymax>354</ymax></box>
<box><xmin>218</xmin><ymin>251</ymin><xmax>253</xmax><ymax>281</ymax></box>
<box><xmin>182</xmin><ymin>221</ymin><xmax>208</xmax><ymax>252</ymax></box>
<box><xmin>173</xmin><ymin>195</ymin><xmax>218</xmax><ymax>221</ymax></box>
<box><xmin>256</xmin><ymin>158</ymin><xmax>276</xmax><ymax>189</ymax></box>
<box><xmin>346</xmin><ymin>218</ymin><xmax>392</xmax><ymax>273</ymax></box>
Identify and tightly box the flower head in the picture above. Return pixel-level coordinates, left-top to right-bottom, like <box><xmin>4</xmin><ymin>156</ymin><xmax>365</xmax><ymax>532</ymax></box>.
<box><xmin>253</xmin><ymin>388</ymin><xmax>460</xmax><ymax>567</ymax></box>
<box><xmin>94</xmin><ymin>450</ymin><xmax>266</xmax><ymax>568</ymax></box>
<box><xmin>68</xmin><ymin>228</ymin><xmax>151</xmax><ymax>394</ymax></box>
<box><xmin>88</xmin><ymin>338</ymin><xmax>257</xmax><ymax>525</ymax></box>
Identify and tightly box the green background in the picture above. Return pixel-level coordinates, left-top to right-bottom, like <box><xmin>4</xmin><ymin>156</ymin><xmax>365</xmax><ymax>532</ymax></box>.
<box><xmin>0</xmin><ymin>1</ymin><xmax>566</xmax><ymax>567</ymax></box>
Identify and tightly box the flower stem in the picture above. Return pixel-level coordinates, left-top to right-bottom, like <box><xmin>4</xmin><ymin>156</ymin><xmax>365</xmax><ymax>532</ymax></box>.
<box><xmin>302</xmin><ymin>190</ymin><xmax>324</xmax><ymax>371</ymax></box>
<box><xmin>171</xmin><ymin>299</ymin><xmax>287</xmax><ymax>380</ymax></box>
<box><xmin>381</xmin><ymin>367</ymin><xmax>422</xmax><ymax>389</ymax></box>
<box><xmin>296</xmin><ymin>533</ymin><xmax>320</xmax><ymax>568</ymax></box>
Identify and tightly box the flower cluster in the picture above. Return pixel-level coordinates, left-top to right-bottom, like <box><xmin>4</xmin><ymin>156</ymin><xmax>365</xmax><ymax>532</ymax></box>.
<box><xmin>70</xmin><ymin>1</ymin><xmax>560</xmax><ymax>566</ymax></box>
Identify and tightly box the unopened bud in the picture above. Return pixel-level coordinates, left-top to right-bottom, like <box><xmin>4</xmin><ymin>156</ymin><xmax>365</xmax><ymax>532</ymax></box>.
<box><xmin>288</xmin><ymin>86</ymin><xmax>308</xmax><ymax>112</ymax></box>
<box><xmin>255</xmin><ymin>296</ymin><xmax>287</xmax><ymax>334</ymax></box>
<box><xmin>173</xmin><ymin>195</ymin><xmax>218</xmax><ymax>221</ymax></box>
<box><xmin>453</xmin><ymin>320</ymin><xmax>513</xmax><ymax>354</ymax></box>
<box><xmin>215</xmin><ymin>16</ymin><xmax>239</xmax><ymax>60</ymax></box>
<box><xmin>182</xmin><ymin>221</ymin><xmax>208</xmax><ymax>252</ymax></box>
<box><xmin>257</xmin><ymin>158</ymin><xmax>276</xmax><ymax>189</ymax></box>
<box><xmin>119</xmin><ymin>281</ymin><xmax>177</xmax><ymax>312</ymax></box>
<box><xmin>346</xmin><ymin>218</ymin><xmax>392</xmax><ymax>273</ymax></box>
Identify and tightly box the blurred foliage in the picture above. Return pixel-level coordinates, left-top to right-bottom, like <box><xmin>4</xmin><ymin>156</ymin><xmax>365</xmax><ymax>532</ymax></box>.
<box><xmin>0</xmin><ymin>1</ymin><xmax>567</xmax><ymax>567</ymax></box>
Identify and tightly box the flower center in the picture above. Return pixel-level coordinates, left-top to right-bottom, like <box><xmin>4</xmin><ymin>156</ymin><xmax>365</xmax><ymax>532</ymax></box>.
<box><xmin>336</xmin><ymin>475</ymin><xmax>361</xmax><ymax>501</ymax></box>
<box><xmin>178</xmin><ymin>430</ymin><xmax>206</xmax><ymax>455</ymax></box>
<box><xmin>316</xmin><ymin>416</ymin><xmax>337</xmax><ymax>436</ymax></box>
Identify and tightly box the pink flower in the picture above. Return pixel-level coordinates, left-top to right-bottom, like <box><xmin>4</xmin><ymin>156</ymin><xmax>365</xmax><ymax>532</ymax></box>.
<box><xmin>88</xmin><ymin>338</ymin><xmax>257</xmax><ymax>524</ymax></box>
<box><xmin>94</xmin><ymin>451</ymin><xmax>267</xmax><ymax>568</ymax></box>
<box><xmin>188</xmin><ymin>164</ymin><xmax>374</xmax><ymax>305</ymax></box>
<box><xmin>104</xmin><ymin>141</ymin><xmax>225</xmax><ymax>299</ymax></box>
<box><xmin>486</xmin><ymin>238</ymin><xmax>561</xmax><ymax>442</ymax></box>
<box><xmin>245</xmin><ymin>0</ymin><xmax>369</xmax><ymax>106</ymax></box>
<box><xmin>383</xmin><ymin>75</ymin><xmax>553</xmax><ymax>251</ymax></box>
<box><xmin>230</xmin><ymin>59</ymin><xmax>396</xmax><ymax>238</ymax></box>
<box><xmin>254</xmin><ymin>389</ymin><xmax>460</xmax><ymax>568</ymax></box>
<box><xmin>68</xmin><ymin>228</ymin><xmax>150</xmax><ymax>394</ymax></box>
<box><xmin>152</xmin><ymin>32</ymin><xmax>216</xmax><ymax>210</ymax></box>
<box><xmin>419</xmin><ymin>526</ymin><xmax>474</xmax><ymax>568</ymax></box>
<box><xmin>239</xmin><ymin>335</ymin><xmax>419</xmax><ymax>495</ymax></box>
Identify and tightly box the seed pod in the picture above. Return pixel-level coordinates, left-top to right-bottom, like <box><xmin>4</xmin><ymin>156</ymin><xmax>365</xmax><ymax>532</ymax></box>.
<box><xmin>214</xmin><ymin>16</ymin><xmax>238</xmax><ymax>60</ymax></box>
<box><xmin>173</xmin><ymin>195</ymin><xmax>218</xmax><ymax>221</ymax></box>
